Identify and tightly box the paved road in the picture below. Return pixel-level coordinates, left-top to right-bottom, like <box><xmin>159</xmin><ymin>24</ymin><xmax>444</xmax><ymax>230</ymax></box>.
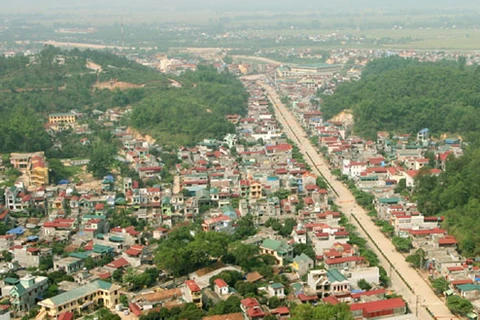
<box><xmin>257</xmin><ymin>78</ymin><xmax>457</xmax><ymax>320</ymax></box>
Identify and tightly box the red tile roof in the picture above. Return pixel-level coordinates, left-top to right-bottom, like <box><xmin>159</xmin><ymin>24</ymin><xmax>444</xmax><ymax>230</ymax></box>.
<box><xmin>214</xmin><ymin>278</ymin><xmax>228</xmax><ymax>288</ymax></box>
<box><xmin>350</xmin><ymin>297</ymin><xmax>405</xmax><ymax>313</ymax></box>
<box><xmin>106</xmin><ymin>258</ymin><xmax>130</xmax><ymax>269</ymax></box>
<box><xmin>323</xmin><ymin>296</ymin><xmax>340</xmax><ymax>305</ymax></box>
<box><xmin>297</xmin><ymin>293</ymin><xmax>318</xmax><ymax>302</ymax></box>
<box><xmin>407</xmin><ymin>228</ymin><xmax>446</xmax><ymax>236</ymax></box>
<box><xmin>58</xmin><ymin>312</ymin><xmax>74</xmax><ymax>320</ymax></box>
<box><xmin>325</xmin><ymin>256</ymin><xmax>365</xmax><ymax>265</ymax></box>
<box><xmin>129</xmin><ymin>303</ymin><xmax>142</xmax><ymax>317</ymax></box>
<box><xmin>438</xmin><ymin>236</ymin><xmax>457</xmax><ymax>245</ymax></box>
<box><xmin>271</xmin><ymin>306</ymin><xmax>290</xmax><ymax>315</ymax></box>
<box><xmin>351</xmin><ymin>288</ymin><xmax>386</xmax><ymax>299</ymax></box>
<box><xmin>185</xmin><ymin>280</ymin><xmax>201</xmax><ymax>292</ymax></box>
<box><xmin>241</xmin><ymin>297</ymin><xmax>260</xmax><ymax>308</ymax></box>
<box><xmin>451</xmin><ymin>279</ymin><xmax>473</xmax><ymax>285</ymax></box>
<box><xmin>246</xmin><ymin>306</ymin><xmax>265</xmax><ymax>318</ymax></box>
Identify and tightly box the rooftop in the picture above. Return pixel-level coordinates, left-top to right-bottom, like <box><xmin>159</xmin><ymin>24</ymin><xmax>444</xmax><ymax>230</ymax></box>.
<box><xmin>39</xmin><ymin>280</ymin><xmax>117</xmax><ymax>307</ymax></box>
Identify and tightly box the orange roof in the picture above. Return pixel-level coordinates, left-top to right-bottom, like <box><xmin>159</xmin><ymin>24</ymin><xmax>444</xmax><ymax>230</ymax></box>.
<box><xmin>214</xmin><ymin>278</ymin><xmax>228</xmax><ymax>288</ymax></box>
<box><xmin>185</xmin><ymin>280</ymin><xmax>201</xmax><ymax>292</ymax></box>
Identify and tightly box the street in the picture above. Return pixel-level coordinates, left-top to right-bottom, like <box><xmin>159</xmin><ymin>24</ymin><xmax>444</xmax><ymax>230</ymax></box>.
<box><xmin>257</xmin><ymin>78</ymin><xmax>457</xmax><ymax>320</ymax></box>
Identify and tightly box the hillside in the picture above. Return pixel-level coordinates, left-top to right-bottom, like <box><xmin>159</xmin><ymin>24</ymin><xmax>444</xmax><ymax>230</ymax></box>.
<box><xmin>0</xmin><ymin>47</ymin><xmax>247</xmax><ymax>153</ymax></box>
<box><xmin>129</xmin><ymin>66</ymin><xmax>248</xmax><ymax>146</ymax></box>
<box><xmin>321</xmin><ymin>56</ymin><xmax>480</xmax><ymax>139</ymax></box>
<box><xmin>414</xmin><ymin>148</ymin><xmax>480</xmax><ymax>256</ymax></box>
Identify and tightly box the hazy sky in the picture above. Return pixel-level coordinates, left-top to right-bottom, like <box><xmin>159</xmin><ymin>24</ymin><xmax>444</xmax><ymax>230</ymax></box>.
<box><xmin>2</xmin><ymin>0</ymin><xmax>479</xmax><ymax>12</ymax></box>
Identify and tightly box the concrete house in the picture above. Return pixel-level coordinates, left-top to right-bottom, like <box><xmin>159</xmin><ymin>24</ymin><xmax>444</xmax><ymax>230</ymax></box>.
<box><xmin>213</xmin><ymin>278</ymin><xmax>229</xmax><ymax>296</ymax></box>
<box><xmin>259</xmin><ymin>239</ymin><xmax>293</xmax><ymax>266</ymax></box>
<box><xmin>37</xmin><ymin>280</ymin><xmax>120</xmax><ymax>318</ymax></box>
<box><xmin>292</xmin><ymin>253</ymin><xmax>314</xmax><ymax>276</ymax></box>
<box><xmin>5</xmin><ymin>275</ymin><xmax>48</xmax><ymax>312</ymax></box>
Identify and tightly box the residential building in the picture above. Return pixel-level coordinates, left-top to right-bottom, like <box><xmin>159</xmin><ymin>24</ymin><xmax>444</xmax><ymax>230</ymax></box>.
<box><xmin>267</xmin><ymin>283</ymin><xmax>285</xmax><ymax>298</ymax></box>
<box><xmin>53</xmin><ymin>257</ymin><xmax>84</xmax><ymax>274</ymax></box>
<box><xmin>48</xmin><ymin>113</ymin><xmax>76</xmax><ymax>124</ymax></box>
<box><xmin>213</xmin><ymin>279</ymin><xmax>229</xmax><ymax>296</ymax></box>
<box><xmin>240</xmin><ymin>297</ymin><xmax>265</xmax><ymax>319</ymax></box>
<box><xmin>291</xmin><ymin>253</ymin><xmax>314</xmax><ymax>276</ymax></box>
<box><xmin>349</xmin><ymin>297</ymin><xmax>406</xmax><ymax>319</ymax></box>
<box><xmin>185</xmin><ymin>280</ymin><xmax>202</xmax><ymax>308</ymax></box>
<box><xmin>259</xmin><ymin>239</ymin><xmax>293</xmax><ymax>266</ymax></box>
<box><xmin>37</xmin><ymin>280</ymin><xmax>120</xmax><ymax>318</ymax></box>
<box><xmin>5</xmin><ymin>275</ymin><xmax>48</xmax><ymax>312</ymax></box>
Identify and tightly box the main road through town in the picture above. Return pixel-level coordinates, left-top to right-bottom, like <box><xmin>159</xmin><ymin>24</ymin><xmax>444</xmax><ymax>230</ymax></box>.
<box><xmin>247</xmin><ymin>75</ymin><xmax>457</xmax><ymax>320</ymax></box>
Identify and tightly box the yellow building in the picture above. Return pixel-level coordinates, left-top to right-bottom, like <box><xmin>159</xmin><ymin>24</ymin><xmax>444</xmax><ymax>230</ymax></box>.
<box><xmin>28</xmin><ymin>155</ymin><xmax>49</xmax><ymax>187</ymax></box>
<box><xmin>37</xmin><ymin>280</ymin><xmax>120</xmax><ymax>318</ymax></box>
<box><xmin>48</xmin><ymin>113</ymin><xmax>76</xmax><ymax>124</ymax></box>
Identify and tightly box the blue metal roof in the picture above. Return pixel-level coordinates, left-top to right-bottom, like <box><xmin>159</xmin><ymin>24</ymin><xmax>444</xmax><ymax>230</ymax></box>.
<box><xmin>7</xmin><ymin>227</ymin><xmax>25</xmax><ymax>235</ymax></box>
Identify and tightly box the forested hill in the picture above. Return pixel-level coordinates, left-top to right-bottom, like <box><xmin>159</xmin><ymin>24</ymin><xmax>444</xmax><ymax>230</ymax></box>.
<box><xmin>0</xmin><ymin>47</ymin><xmax>247</xmax><ymax>153</ymax></box>
<box><xmin>321</xmin><ymin>56</ymin><xmax>480</xmax><ymax>139</ymax></box>
<box><xmin>130</xmin><ymin>66</ymin><xmax>248</xmax><ymax>146</ymax></box>
<box><xmin>414</xmin><ymin>148</ymin><xmax>480</xmax><ymax>256</ymax></box>
<box><xmin>0</xmin><ymin>46</ymin><xmax>168</xmax><ymax>153</ymax></box>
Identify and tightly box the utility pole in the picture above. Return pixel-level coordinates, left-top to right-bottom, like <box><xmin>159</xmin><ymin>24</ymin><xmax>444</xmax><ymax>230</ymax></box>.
<box><xmin>415</xmin><ymin>294</ymin><xmax>419</xmax><ymax>318</ymax></box>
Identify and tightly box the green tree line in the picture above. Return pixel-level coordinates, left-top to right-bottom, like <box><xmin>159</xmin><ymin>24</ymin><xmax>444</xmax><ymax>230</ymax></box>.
<box><xmin>321</xmin><ymin>56</ymin><xmax>480</xmax><ymax>139</ymax></box>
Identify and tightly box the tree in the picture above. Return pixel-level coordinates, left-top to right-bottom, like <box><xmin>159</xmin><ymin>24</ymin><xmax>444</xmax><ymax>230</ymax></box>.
<box><xmin>39</xmin><ymin>256</ymin><xmax>53</xmax><ymax>271</ymax></box>
<box><xmin>94</xmin><ymin>308</ymin><xmax>121</xmax><ymax>320</ymax></box>
<box><xmin>430</xmin><ymin>277</ymin><xmax>450</xmax><ymax>295</ymax></box>
<box><xmin>290</xmin><ymin>302</ymin><xmax>354</xmax><ymax>320</ymax></box>
<box><xmin>44</xmin><ymin>284</ymin><xmax>58</xmax><ymax>298</ymax></box>
<box><xmin>229</xmin><ymin>242</ymin><xmax>259</xmax><ymax>271</ymax></box>
<box><xmin>234</xmin><ymin>281</ymin><xmax>258</xmax><ymax>296</ymax></box>
<box><xmin>405</xmin><ymin>249</ymin><xmax>425</xmax><ymax>269</ymax></box>
<box><xmin>84</xmin><ymin>257</ymin><xmax>96</xmax><ymax>270</ymax></box>
<box><xmin>1</xmin><ymin>250</ymin><xmax>12</xmax><ymax>262</ymax></box>
<box><xmin>207</xmin><ymin>296</ymin><xmax>241</xmax><ymax>315</ymax></box>
<box><xmin>209</xmin><ymin>270</ymin><xmax>243</xmax><ymax>288</ymax></box>
<box><xmin>120</xmin><ymin>295</ymin><xmax>129</xmax><ymax>307</ymax></box>
<box><xmin>293</xmin><ymin>243</ymin><xmax>316</xmax><ymax>261</ymax></box>
<box><xmin>357</xmin><ymin>279</ymin><xmax>372</xmax><ymax>291</ymax></box>
<box><xmin>268</xmin><ymin>296</ymin><xmax>281</xmax><ymax>309</ymax></box>
<box><xmin>87</xmin><ymin>143</ymin><xmax>115</xmax><ymax>178</ymax></box>
<box><xmin>446</xmin><ymin>295</ymin><xmax>473</xmax><ymax>316</ymax></box>
<box><xmin>392</xmin><ymin>236</ymin><xmax>413</xmax><ymax>253</ymax></box>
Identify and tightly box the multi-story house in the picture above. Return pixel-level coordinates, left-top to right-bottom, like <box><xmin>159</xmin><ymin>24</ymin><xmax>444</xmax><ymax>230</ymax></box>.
<box><xmin>37</xmin><ymin>280</ymin><xmax>120</xmax><ymax>318</ymax></box>
<box><xmin>259</xmin><ymin>239</ymin><xmax>293</xmax><ymax>266</ymax></box>
<box><xmin>184</xmin><ymin>280</ymin><xmax>202</xmax><ymax>308</ymax></box>
<box><xmin>4</xmin><ymin>185</ymin><xmax>31</xmax><ymax>212</ymax></box>
<box><xmin>5</xmin><ymin>275</ymin><xmax>48</xmax><ymax>312</ymax></box>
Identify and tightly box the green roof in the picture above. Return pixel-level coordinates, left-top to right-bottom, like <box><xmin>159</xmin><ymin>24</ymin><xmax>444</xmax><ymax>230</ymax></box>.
<box><xmin>49</xmin><ymin>113</ymin><xmax>75</xmax><ymax>117</ymax></box>
<box><xmin>69</xmin><ymin>252</ymin><xmax>91</xmax><ymax>260</ymax></box>
<box><xmin>270</xmin><ymin>282</ymin><xmax>284</xmax><ymax>289</ymax></box>
<box><xmin>457</xmin><ymin>284</ymin><xmax>480</xmax><ymax>292</ymax></box>
<box><xmin>295</xmin><ymin>63</ymin><xmax>341</xmax><ymax>69</ymax></box>
<box><xmin>327</xmin><ymin>269</ymin><xmax>347</xmax><ymax>283</ymax></box>
<box><xmin>261</xmin><ymin>239</ymin><xmax>292</xmax><ymax>254</ymax></box>
<box><xmin>4</xmin><ymin>277</ymin><xmax>19</xmax><ymax>285</ymax></box>
<box><xmin>360</xmin><ymin>176</ymin><xmax>378</xmax><ymax>181</ymax></box>
<box><xmin>294</xmin><ymin>253</ymin><xmax>313</xmax><ymax>264</ymax></box>
<box><xmin>93</xmin><ymin>244</ymin><xmax>114</xmax><ymax>253</ymax></box>
<box><xmin>109</xmin><ymin>236</ymin><xmax>124</xmax><ymax>243</ymax></box>
<box><xmin>42</xmin><ymin>280</ymin><xmax>113</xmax><ymax>306</ymax></box>
<box><xmin>378</xmin><ymin>198</ymin><xmax>401</xmax><ymax>204</ymax></box>
<box><xmin>291</xmin><ymin>282</ymin><xmax>303</xmax><ymax>292</ymax></box>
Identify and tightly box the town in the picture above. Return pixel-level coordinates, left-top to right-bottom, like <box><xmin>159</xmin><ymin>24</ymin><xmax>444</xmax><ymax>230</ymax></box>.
<box><xmin>0</xmin><ymin>43</ymin><xmax>476</xmax><ymax>320</ymax></box>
